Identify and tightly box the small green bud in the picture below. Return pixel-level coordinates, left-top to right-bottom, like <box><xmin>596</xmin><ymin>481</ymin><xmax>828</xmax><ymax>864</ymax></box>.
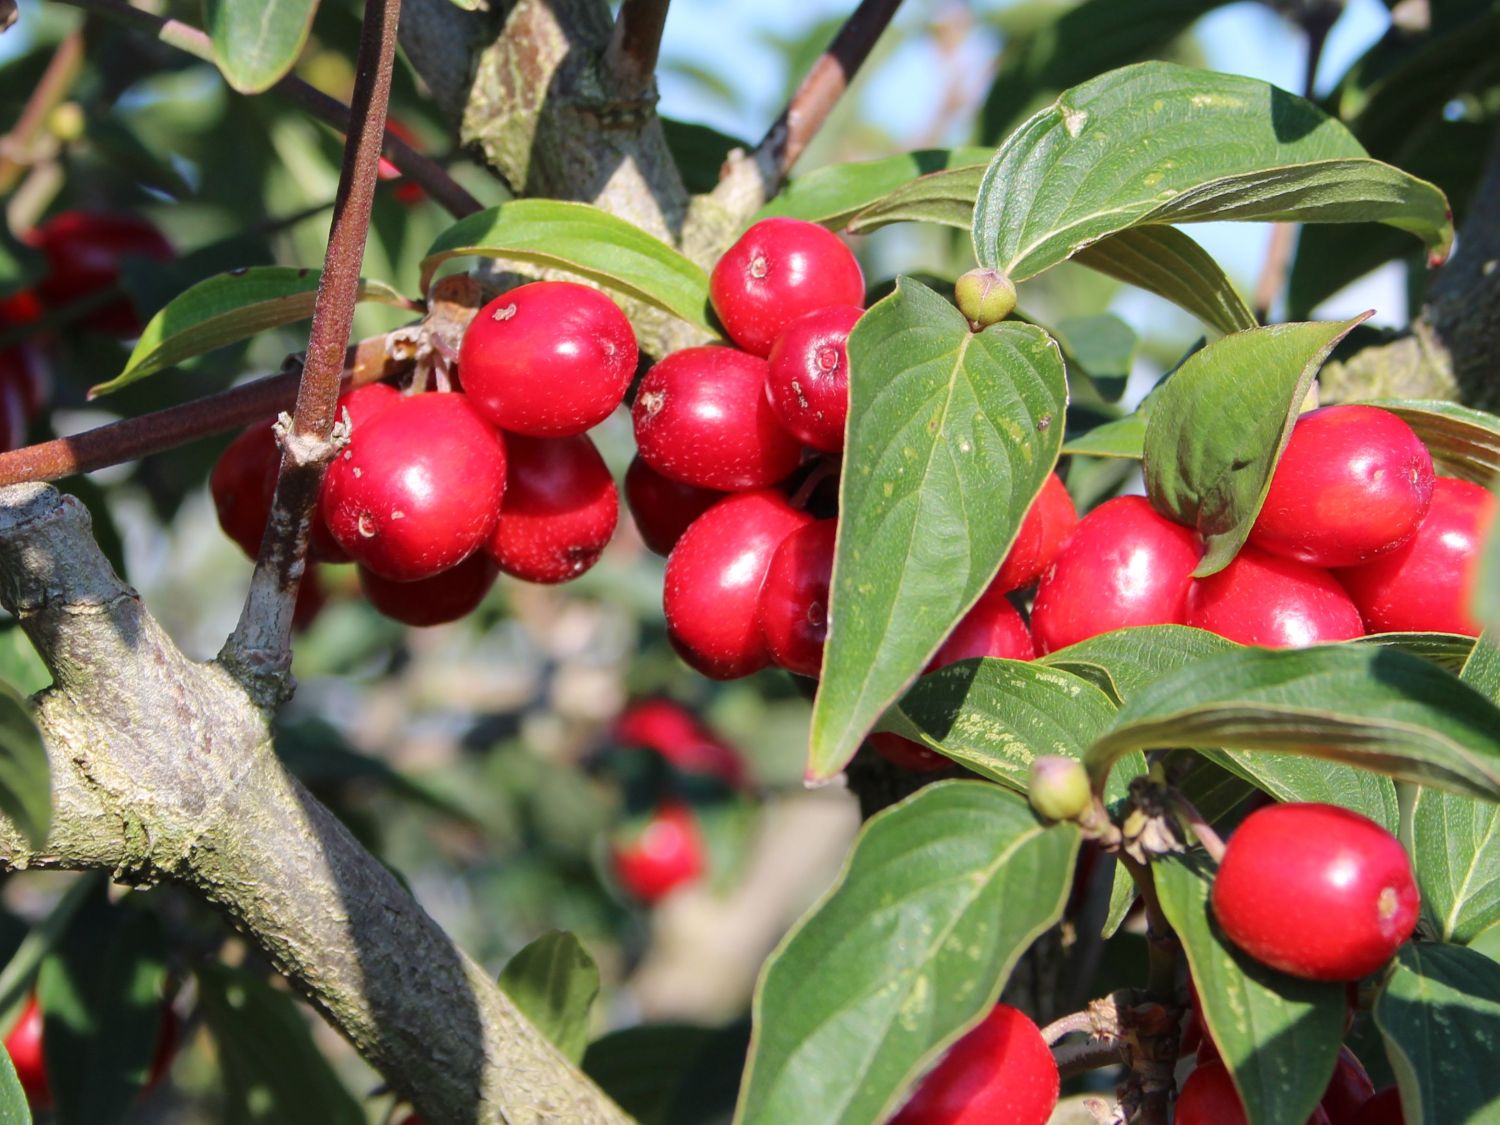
<box><xmin>954</xmin><ymin>268</ymin><xmax>1017</xmax><ymax>329</ymax></box>
<box><xmin>1028</xmin><ymin>755</ymin><xmax>1093</xmax><ymax>822</ymax></box>
<box><xmin>47</xmin><ymin>102</ymin><xmax>85</xmax><ymax>144</ymax></box>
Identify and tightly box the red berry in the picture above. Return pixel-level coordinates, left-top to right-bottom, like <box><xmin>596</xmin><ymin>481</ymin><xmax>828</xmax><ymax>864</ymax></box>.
<box><xmin>4</xmin><ymin>994</ymin><xmax>48</xmax><ymax>1108</ymax></box>
<box><xmin>759</xmin><ymin>518</ymin><xmax>837</xmax><ymax>677</ymax></box>
<box><xmin>931</xmin><ymin>585</ymin><xmax>1035</xmax><ymax>666</ymax></box>
<box><xmin>633</xmin><ymin>346</ymin><xmax>804</xmax><ymax>491</ymax></box>
<box><xmin>610</xmin><ymin>802</ymin><xmax>704</xmax><ymax>903</ymax></box>
<box><xmin>488</xmin><ymin>433</ymin><xmax>618</xmax><ymax>584</ymax></box>
<box><xmin>1177</xmin><ymin>1060</ymin><xmax>1331</xmax><ymax>1125</ymax></box>
<box><xmin>868</xmin><ymin>732</ymin><xmax>951</xmax><ymax>772</ymax></box>
<box><xmin>30</xmin><ymin>211</ymin><xmax>172</xmax><ymax>335</ymax></box>
<box><xmin>1030</xmin><ymin>496</ymin><xmax>1202</xmax><ymax>654</ymax></box>
<box><xmin>1338</xmin><ymin>476</ymin><xmax>1495</xmax><ymax>636</ymax></box>
<box><xmin>0</xmin><ymin>292</ymin><xmax>49</xmax><ymax>419</ymax></box>
<box><xmin>458</xmin><ymin>281</ymin><xmax>638</xmax><ymax>437</ymax></box>
<box><xmin>993</xmin><ymin>473</ymin><xmax>1079</xmax><ymax>593</ymax></box>
<box><xmin>709</xmin><ymin>218</ymin><xmax>864</xmax><ymax>356</ymax></box>
<box><xmin>1211</xmin><ymin>803</ymin><xmax>1420</xmax><ymax>981</ymax></box>
<box><xmin>1320</xmin><ymin>1046</ymin><xmax>1375</xmax><ymax>1123</ymax></box>
<box><xmin>765</xmin><ymin>304</ymin><xmax>861</xmax><ymax>452</ymax></box>
<box><xmin>1250</xmin><ymin>406</ymin><xmax>1435</xmax><ymax>568</ymax></box>
<box><xmin>664</xmin><ymin>490</ymin><xmax>812</xmax><ymax>680</ymax></box>
<box><xmin>322</xmin><ymin>393</ymin><xmax>506</xmax><ymax>581</ymax></box>
<box><xmin>623</xmin><ymin>454</ymin><xmax>724</xmax><ymax>556</ymax></box>
<box><xmin>1186</xmin><ymin>546</ymin><xmax>1364</xmax><ymax>647</ymax></box>
<box><xmin>1352</xmin><ymin>1088</ymin><xmax>1405</xmax><ymax>1124</ymax></box>
<box><xmin>889</xmin><ymin>1004</ymin><xmax>1058</xmax><ymax>1125</ymax></box>
<box><xmin>0</xmin><ymin>373</ymin><xmax>26</xmax><ymax>454</ymax></box>
<box><xmin>612</xmin><ymin>699</ymin><xmax>747</xmax><ymax>787</ymax></box>
<box><xmin>358</xmin><ymin>551</ymin><xmax>499</xmax><ymax>626</ymax></box>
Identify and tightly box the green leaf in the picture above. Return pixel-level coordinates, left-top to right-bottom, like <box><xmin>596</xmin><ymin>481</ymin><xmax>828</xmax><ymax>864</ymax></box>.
<box><xmin>1353</xmin><ymin>631</ymin><xmax>1477</xmax><ymax>675</ymax></box>
<box><xmin>583</xmin><ymin>1021</ymin><xmax>750</xmax><ymax>1125</ymax></box>
<box><xmin>1142</xmin><ymin>316</ymin><xmax>1365</xmax><ymax>575</ymax></box>
<box><xmin>845</xmin><ymin>166</ymin><xmax>985</xmax><ymax>234</ymax></box>
<box><xmin>1374</xmin><ymin>943</ymin><xmax>1500</xmax><ymax>1124</ymax></box>
<box><xmin>1060</xmin><ymin>411</ymin><xmax>1146</xmax><ymax>459</ymax></box>
<box><xmin>203</xmin><ymin>0</ymin><xmax>320</xmax><ymax>95</ymax></box>
<box><xmin>0</xmin><ymin>684</ymin><xmax>48</xmax><ymax>850</ymax></box>
<box><xmin>808</xmin><ymin>278</ymin><xmax>1067</xmax><ymax>780</ymax></box>
<box><xmin>736</xmin><ymin>781</ymin><xmax>1078</xmax><ymax>1125</ymax></box>
<box><xmin>0</xmin><ymin>1047</ymin><xmax>29</xmax><ymax>1125</ymax></box>
<box><xmin>95</xmin><ymin>267</ymin><xmax>408</xmax><ymax>396</ymax></box>
<box><xmin>1072</xmin><ymin>226</ymin><xmax>1258</xmax><ymax>336</ymax></box>
<box><xmin>497</xmin><ymin>931</ymin><xmax>600</xmax><ymax>1065</ymax></box>
<box><xmin>197</xmin><ymin>962</ymin><xmax>363</xmax><ymax>1125</ymax></box>
<box><xmin>1039</xmin><ymin>624</ymin><xmax>1237</xmax><ymax>705</ymax></box>
<box><xmin>1155</xmin><ymin>854</ymin><xmax>1346</xmax><ymax>1125</ymax></box>
<box><xmin>419</xmin><ymin>200</ymin><xmax>716</xmax><ymax>331</ymax></box>
<box><xmin>1361</xmin><ymin>400</ymin><xmax>1500</xmax><ymax>485</ymax></box>
<box><xmin>0</xmin><ymin>875</ymin><xmax>100</xmax><ymax>1031</ymax></box>
<box><xmin>758</xmin><ymin>149</ymin><xmax>991</xmax><ymax>229</ymax></box>
<box><xmin>1085</xmin><ymin>645</ymin><xmax>1500</xmax><ymax>801</ymax></box>
<box><xmin>1198</xmin><ymin>748</ymin><xmax>1399</xmax><ymax>834</ymax></box>
<box><xmin>661</xmin><ymin>119</ymin><xmax>747</xmax><ymax>195</ymax></box>
<box><xmin>1052</xmin><ymin>313</ymin><xmax>1137</xmax><ymax>402</ymax></box>
<box><xmin>973</xmin><ymin>63</ymin><xmax>1453</xmax><ymax>282</ymax></box>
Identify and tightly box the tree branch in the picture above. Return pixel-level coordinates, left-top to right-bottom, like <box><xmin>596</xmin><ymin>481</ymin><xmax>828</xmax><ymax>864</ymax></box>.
<box><xmin>604</xmin><ymin>0</ymin><xmax>671</xmax><ymax>99</ymax></box>
<box><xmin>0</xmin><ymin>29</ymin><xmax>83</xmax><ymax>195</ymax></box>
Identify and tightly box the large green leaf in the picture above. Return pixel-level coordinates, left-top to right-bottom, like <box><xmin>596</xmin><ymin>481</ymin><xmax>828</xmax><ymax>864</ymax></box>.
<box><xmin>1198</xmin><ymin>748</ymin><xmax>1399</xmax><ymax>834</ymax></box>
<box><xmin>1374</xmin><ymin>943</ymin><xmax>1500</xmax><ymax>1123</ymax></box>
<box><xmin>1155</xmin><ymin>854</ymin><xmax>1346</xmax><ymax>1125</ymax></box>
<box><xmin>736</xmin><ymin>782</ymin><xmax>1078</xmax><ymax>1125</ymax></box>
<box><xmin>0</xmin><ymin>1047</ymin><xmax>29</xmax><ymax>1125</ymax></box>
<box><xmin>1085</xmin><ymin>645</ymin><xmax>1500</xmax><ymax>801</ymax></box>
<box><xmin>0</xmin><ymin>876</ymin><xmax>100</xmax><ymax>1031</ymax></box>
<box><xmin>94</xmin><ymin>268</ymin><xmax>408</xmax><ymax>397</ymax></box>
<box><xmin>419</xmin><ymin>200</ymin><xmax>716</xmax><ymax>332</ymax></box>
<box><xmin>757</xmin><ymin>149</ymin><xmax>990</xmax><ymax>228</ymax></box>
<box><xmin>1143</xmin><ymin>316</ymin><xmax>1365</xmax><ymax>575</ymax></box>
<box><xmin>497</xmin><ymin>931</ymin><xmax>600</xmax><ymax>1065</ymax></box>
<box><xmin>0</xmin><ymin>684</ymin><xmax>47</xmax><ymax>851</ymax></box>
<box><xmin>1072</xmin><ymin>226</ymin><xmax>1258</xmax><ymax>336</ymax></box>
<box><xmin>1039</xmin><ymin>624</ymin><xmax>1236</xmax><ymax>705</ymax></box>
<box><xmin>583</xmin><ymin>1021</ymin><xmax>750</xmax><ymax>1125</ymax></box>
<box><xmin>203</xmin><ymin>0</ymin><xmax>320</xmax><ymax>94</ymax></box>
<box><xmin>972</xmin><ymin>63</ymin><xmax>1453</xmax><ymax>282</ymax></box>
<box><xmin>808</xmin><ymin>279</ymin><xmax>1067</xmax><ymax>780</ymax></box>
<box><xmin>1361</xmin><ymin>400</ymin><xmax>1500</xmax><ymax>485</ymax></box>
<box><xmin>845</xmin><ymin>167</ymin><xmax>985</xmax><ymax>234</ymax></box>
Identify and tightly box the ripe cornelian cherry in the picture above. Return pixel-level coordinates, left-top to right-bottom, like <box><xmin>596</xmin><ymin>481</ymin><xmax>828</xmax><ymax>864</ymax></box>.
<box><xmin>30</xmin><ymin>211</ymin><xmax>172</xmax><ymax>335</ymax></box>
<box><xmin>889</xmin><ymin>1004</ymin><xmax>1058</xmax><ymax>1125</ymax></box>
<box><xmin>633</xmin><ymin>346</ymin><xmax>804</xmax><ymax>491</ymax></box>
<box><xmin>610</xmin><ymin>802</ymin><xmax>705</xmax><ymax>903</ymax></box>
<box><xmin>1352</xmin><ymin>1088</ymin><xmax>1405</xmax><ymax>1124</ymax></box>
<box><xmin>612</xmin><ymin>699</ymin><xmax>747</xmax><ymax>787</ymax></box>
<box><xmin>993</xmin><ymin>473</ymin><xmax>1078</xmax><ymax>593</ymax></box>
<box><xmin>1030</xmin><ymin>496</ymin><xmax>1202</xmax><ymax>654</ymax></box>
<box><xmin>322</xmin><ymin>393</ymin><xmax>506</xmax><ymax>582</ymax></box>
<box><xmin>765</xmin><ymin>304</ymin><xmax>862</xmax><ymax>452</ymax></box>
<box><xmin>1212</xmin><ymin>803</ymin><xmax>1419</xmax><ymax>981</ymax></box>
<box><xmin>623</xmin><ymin>455</ymin><xmax>724</xmax><ymax>556</ymax></box>
<box><xmin>1249</xmin><ymin>406</ymin><xmax>1434</xmax><ymax>568</ymax></box>
<box><xmin>358</xmin><ymin>551</ymin><xmax>499</xmax><ymax>627</ymax></box>
<box><xmin>1186</xmin><ymin>545</ymin><xmax>1364</xmax><ymax>647</ymax></box>
<box><xmin>4</xmin><ymin>992</ymin><xmax>177</xmax><ymax>1109</ymax></box>
<box><xmin>664</xmin><ymin>490</ymin><xmax>812</xmax><ymax>680</ymax></box>
<box><xmin>1320</xmin><ymin>1046</ymin><xmax>1375</xmax><ymax>1123</ymax></box>
<box><xmin>1338</xmin><ymin>476</ymin><xmax>1496</xmax><ymax>636</ymax></box>
<box><xmin>458</xmin><ymin>281</ymin><xmax>638</xmax><ymax>437</ymax></box>
<box><xmin>1177</xmin><ymin>1060</ymin><xmax>1331</xmax><ymax>1125</ymax></box>
<box><xmin>709</xmin><ymin>219</ymin><xmax>864</xmax><ymax>358</ymax></box>
<box><xmin>488</xmin><ymin>433</ymin><xmax>618</xmax><ymax>584</ymax></box>
<box><xmin>759</xmin><ymin>518</ymin><xmax>838</xmax><ymax>677</ymax></box>
<box><xmin>0</xmin><ymin>290</ymin><xmax>49</xmax><ymax>419</ymax></box>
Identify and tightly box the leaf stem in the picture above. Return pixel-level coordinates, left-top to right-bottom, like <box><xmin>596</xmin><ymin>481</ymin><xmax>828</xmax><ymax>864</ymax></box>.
<box><xmin>1167</xmin><ymin>791</ymin><xmax>1228</xmax><ymax>863</ymax></box>
<box><xmin>1119</xmin><ymin>853</ymin><xmax>1178</xmax><ymax>999</ymax></box>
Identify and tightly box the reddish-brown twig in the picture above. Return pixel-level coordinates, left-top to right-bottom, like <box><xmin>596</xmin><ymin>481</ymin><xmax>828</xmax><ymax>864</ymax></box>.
<box><xmin>604</xmin><ymin>0</ymin><xmax>672</xmax><ymax>97</ymax></box>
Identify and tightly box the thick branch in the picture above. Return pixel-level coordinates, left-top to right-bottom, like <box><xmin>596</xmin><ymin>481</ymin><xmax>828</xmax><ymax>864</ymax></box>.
<box><xmin>604</xmin><ymin>0</ymin><xmax>670</xmax><ymax>98</ymax></box>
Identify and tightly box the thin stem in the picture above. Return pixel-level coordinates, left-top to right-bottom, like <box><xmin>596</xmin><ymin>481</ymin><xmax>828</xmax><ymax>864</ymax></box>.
<box><xmin>1040</xmin><ymin>1009</ymin><xmax>1096</xmax><ymax>1045</ymax></box>
<box><xmin>1168</xmin><ymin>792</ymin><xmax>1228</xmax><ymax>863</ymax></box>
<box><xmin>1118</xmin><ymin>853</ymin><xmax>1178</xmax><ymax>1000</ymax></box>
<box><xmin>1055</xmin><ymin>1038</ymin><xmax>1125</xmax><ymax>1080</ymax></box>
<box><xmin>0</xmin><ymin>30</ymin><xmax>83</xmax><ymax>195</ymax></box>
<box><xmin>604</xmin><ymin>0</ymin><xmax>671</xmax><ymax>97</ymax></box>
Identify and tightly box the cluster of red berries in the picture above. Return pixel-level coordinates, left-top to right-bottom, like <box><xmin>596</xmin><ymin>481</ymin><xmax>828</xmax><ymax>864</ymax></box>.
<box><xmin>213</xmin><ymin>279</ymin><xmax>635</xmax><ymax>627</ymax></box>
<box><xmin>3</xmin><ymin>991</ymin><xmax>177</xmax><ymax>1110</ymax></box>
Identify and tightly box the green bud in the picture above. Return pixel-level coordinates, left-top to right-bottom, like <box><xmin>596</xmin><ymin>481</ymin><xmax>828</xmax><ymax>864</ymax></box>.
<box><xmin>954</xmin><ymin>268</ymin><xmax>1017</xmax><ymax>329</ymax></box>
<box><xmin>47</xmin><ymin>102</ymin><xmax>85</xmax><ymax>144</ymax></box>
<box><xmin>1027</xmin><ymin>755</ymin><xmax>1093</xmax><ymax>822</ymax></box>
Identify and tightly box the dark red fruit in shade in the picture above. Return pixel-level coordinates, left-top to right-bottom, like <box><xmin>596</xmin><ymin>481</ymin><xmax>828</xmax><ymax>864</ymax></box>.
<box><xmin>1338</xmin><ymin>476</ymin><xmax>1496</xmax><ymax>636</ymax></box>
<box><xmin>710</xmin><ymin>218</ymin><xmax>865</xmax><ymax>357</ymax></box>
<box><xmin>759</xmin><ymin>518</ymin><xmax>837</xmax><ymax>677</ymax></box>
<box><xmin>488</xmin><ymin>433</ymin><xmax>618</xmax><ymax>584</ymax></box>
<box><xmin>664</xmin><ymin>490</ymin><xmax>812</xmax><ymax>680</ymax></box>
<box><xmin>458</xmin><ymin>281</ymin><xmax>638</xmax><ymax>437</ymax></box>
<box><xmin>4</xmin><ymin>994</ymin><xmax>48</xmax><ymax>1108</ymax></box>
<box><xmin>1212</xmin><ymin>803</ymin><xmax>1420</xmax><ymax>981</ymax></box>
<box><xmin>0</xmin><ymin>373</ymin><xmax>26</xmax><ymax>453</ymax></box>
<box><xmin>633</xmin><ymin>346</ymin><xmax>804</xmax><ymax>491</ymax></box>
<box><xmin>1249</xmin><ymin>406</ymin><xmax>1435</xmax><ymax>568</ymax></box>
<box><xmin>888</xmin><ymin>1004</ymin><xmax>1059</xmax><ymax>1125</ymax></box>
<box><xmin>610</xmin><ymin>802</ymin><xmax>704</xmax><ymax>903</ymax></box>
<box><xmin>30</xmin><ymin>211</ymin><xmax>172</xmax><ymax>335</ymax></box>
<box><xmin>993</xmin><ymin>473</ymin><xmax>1079</xmax><ymax>593</ymax></box>
<box><xmin>1320</xmin><ymin>1046</ymin><xmax>1375</xmax><ymax>1124</ymax></box>
<box><xmin>765</xmin><ymin>304</ymin><xmax>861</xmax><ymax>452</ymax></box>
<box><xmin>931</xmin><ymin>585</ymin><xmax>1035</xmax><ymax>666</ymax></box>
<box><xmin>868</xmin><ymin>732</ymin><xmax>951</xmax><ymax>773</ymax></box>
<box><xmin>0</xmin><ymin>292</ymin><xmax>49</xmax><ymax>419</ymax></box>
<box><xmin>1351</xmin><ymin>1088</ymin><xmax>1405</xmax><ymax>1124</ymax></box>
<box><xmin>1186</xmin><ymin>546</ymin><xmax>1364</xmax><ymax>648</ymax></box>
<box><xmin>1177</xmin><ymin>1060</ymin><xmax>1331</xmax><ymax>1125</ymax></box>
<box><xmin>358</xmin><ymin>551</ymin><xmax>499</xmax><ymax>626</ymax></box>
<box><xmin>612</xmin><ymin>699</ymin><xmax>747</xmax><ymax>787</ymax></box>
<box><xmin>1030</xmin><ymin>496</ymin><xmax>1202</xmax><ymax>654</ymax></box>
<box><xmin>623</xmin><ymin>454</ymin><xmax>724</xmax><ymax>556</ymax></box>
<box><xmin>322</xmin><ymin>393</ymin><xmax>506</xmax><ymax>581</ymax></box>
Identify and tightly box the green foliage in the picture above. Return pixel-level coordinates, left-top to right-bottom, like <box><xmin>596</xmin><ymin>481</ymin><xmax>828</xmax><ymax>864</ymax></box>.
<box><xmin>756</xmin><ymin>149</ymin><xmax>991</xmax><ymax>228</ymax></box>
<box><xmin>0</xmin><ymin>1048</ymin><xmax>29</xmax><ymax>1125</ymax></box>
<box><xmin>584</xmin><ymin>1022</ymin><xmax>749</xmax><ymax>1125</ymax></box>
<box><xmin>1362</xmin><ymin>400</ymin><xmax>1500</xmax><ymax>484</ymax></box>
<box><xmin>0</xmin><ymin>685</ymin><xmax>48</xmax><ymax>851</ymax></box>
<box><xmin>204</xmin><ymin>0</ymin><xmax>321</xmax><ymax>94</ymax></box>
<box><xmin>1071</xmin><ymin>226</ymin><xmax>1256</xmax><ymax>336</ymax></box>
<box><xmin>497</xmin><ymin>931</ymin><xmax>600</xmax><ymax>1064</ymax></box>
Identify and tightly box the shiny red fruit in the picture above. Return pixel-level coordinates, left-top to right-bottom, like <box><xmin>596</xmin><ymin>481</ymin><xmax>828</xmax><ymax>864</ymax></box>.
<box><xmin>322</xmin><ymin>393</ymin><xmax>506</xmax><ymax>581</ymax></box>
<box><xmin>889</xmin><ymin>1004</ymin><xmax>1058</xmax><ymax>1125</ymax></box>
<box><xmin>358</xmin><ymin>551</ymin><xmax>499</xmax><ymax>626</ymax></box>
<box><xmin>488</xmin><ymin>433</ymin><xmax>617</xmax><ymax>584</ymax></box>
<box><xmin>459</xmin><ymin>281</ymin><xmax>638</xmax><ymax>437</ymax></box>
<box><xmin>765</xmin><ymin>304</ymin><xmax>861</xmax><ymax>452</ymax></box>
<box><xmin>709</xmin><ymin>218</ymin><xmax>865</xmax><ymax>357</ymax></box>
<box><xmin>993</xmin><ymin>473</ymin><xmax>1079</xmax><ymax>593</ymax></box>
<box><xmin>868</xmin><ymin>732</ymin><xmax>951</xmax><ymax>772</ymax></box>
<box><xmin>31</xmin><ymin>211</ymin><xmax>172</xmax><ymax>335</ymax></box>
<box><xmin>759</xmin><ymin>518</ymin><xmax>837</xmax><ymax>677</ymax></box>
<box><xmin>1212</xmin><ymin>803</ymin><xmax>1420</xmax><ymax>981</ymax></box>
<box><xmin>1186</xmin><ymin>546</ymin><xmax>1364</xmax><ymax>647</ymax></box>
<box><xmin>5</xmin><ymin>994</ymin><xmax>47</xmax><ymax>1108</ymax></box>
<box><xmin>611</xmin><ymin>802</ymin><xmax>704</xmax><ymax>903</ymax></box>
<box><xmin>612</xmin><ymin>699</ymin><xmax>747</xmax><ymax>787</ymax></box>
<box><xmin>633</xmin><ymin>346</ymin><xmax>803</xmax><ymax>491</ymax></box>
<box><xmin>1338</xmin><ymin>476</ymin><xmax>1495</xmax><ymax>636</ymax></box>
<box><xmin>1177</xmin><ymin>1060</ymin><xmax>1331</xmax><ymax>1125</ymax></box>
<box><xmin>1250</xmin><ymin>406</ymin><xmax>1435</xmax><ymax>568</ymax></box>
<box><xmin>623</xmin><ymin>454</ymin><xmax>724</xmax><ymax>556</ymax></box>
<box><xmin>1320</xmin><ymin>1046</ymin><xmax>1375</xmax><ymax>1123</ymax></box>
<box><xmin>932</xmin><ymin>585</ymin><xmax>1035</xmax><ymax>666</ymax></box>
<box><xmin>664</xmin><ymin>490</ymin><xmax>812</xmax><ymax>680</ymax></box>
<box><xmin>1352</xmin><ymin>1088</ymin><xmax>1405</xmax><ymax>1124</ymax></box>
<box><xmin>1030</xmin><ymin>496</ymin><xmax>1202</xmax><ymax>654</ymax></box>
